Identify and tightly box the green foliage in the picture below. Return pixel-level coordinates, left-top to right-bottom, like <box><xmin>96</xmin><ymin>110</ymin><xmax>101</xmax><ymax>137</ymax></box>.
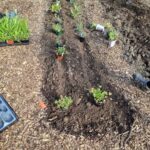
<box><xmin>56</xmin><ymin>45</ymin><xmax>66</xmax><ymax>56</ymax></box>
<box><xmin>90</xmin><ymin>87</ymin><xmax>108</xmax><ymax>103</ymax></box>
<box><xmin>105</xmin><ymin>22</ymin><xmax>118</xmax><ymax>41</ymax></box>
<box><xmin>89</xmin><ymin>23</ymin><xmax>96</xmax><ymax>30</ymax></box>
<box><xmin>108</xmin><ymin>30</ymin><xmax>118</xmax><ymax>41</ymax></box>
<box><xmin>55</xmin><ymin>96</ymin><xmax>73</xmax><ymax>110</ymax></box>
<box><xmin>70</xmin><ymin>3</ymin><xmax>81</xmax><ymax>19</ymax></box>
<box><xmin>75</xmin><ymin>22</ymin><xmax>86</xmax><ymax>38</ymax></box>
<box><xmin>55</xmin><ymin>37</ymin><xmax>63</xmax><ymax>48</ymax></box>
<box><xmin>68</xmin><ymin>0</ymin><xmax>76</xmax><ymax>4</ymax></box>
<box><xmin>50</xmin><ymin>2</ymin><xmax>61</xmax><ymax>13</ymax></box>
<box><xmin>52</xmin><ymin>23</ymin><xmax>63</xmax><ymax>35</ymax></box>
<box><xmin>0</xmin><ymin>16</ymin><xmax>29</xmax><ymax>42</ymax></box>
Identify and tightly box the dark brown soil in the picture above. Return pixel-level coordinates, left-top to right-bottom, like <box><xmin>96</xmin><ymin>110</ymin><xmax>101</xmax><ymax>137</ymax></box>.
<box><xmin>42</xmin><ymin>0</ymin><xmax>136</xmax><ymax>139</ymax></box>
<box><xmin>100</xmin><ymin>0</ymin><xmax>150</xmax><ymax>78</ymax></box>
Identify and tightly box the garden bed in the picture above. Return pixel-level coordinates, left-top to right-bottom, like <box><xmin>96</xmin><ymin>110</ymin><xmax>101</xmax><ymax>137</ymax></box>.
<box><xmin>42</xmin><ymin>0</ymin><xmax>136</xmax><ymax>138</ymax></box>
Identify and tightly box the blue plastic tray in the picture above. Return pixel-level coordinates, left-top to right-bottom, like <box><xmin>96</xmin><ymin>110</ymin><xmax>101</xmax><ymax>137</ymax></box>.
<box><xmin>0</xmin><ymin>96</ymin><xmax>18</xmax><ymax>132</ymax></box>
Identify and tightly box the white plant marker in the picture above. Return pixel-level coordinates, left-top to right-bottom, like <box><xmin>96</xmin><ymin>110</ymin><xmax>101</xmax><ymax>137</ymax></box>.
<box><xmin>109</xmin><ymin>40</ymin><xmax>116</xmax><ymax>48</ymax></box>
<box><xmin>96</xmin><ymin>24</ymin><xmax>105</xmax><ymax>32</ymax></box>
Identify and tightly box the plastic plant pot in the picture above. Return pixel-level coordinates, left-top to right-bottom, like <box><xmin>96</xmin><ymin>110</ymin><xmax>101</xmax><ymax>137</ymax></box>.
<box><xmin>109</xmin><ymin>40</ymin><xmax>117</xmax><ymax>48</ymax></box>
<box><xmin>56</xmin><ymin>55</ymin><xmax>64</xmax><ymax>61</ymax></box>
<box><xmin>0</xmin><ymin>42</ymin><xmax>7</xmax><ymax>47</ymax></box>
<box><xmin>6</xmin><ymin>11</ymin><xmax>17</xmax><ymax>18</ymax></box>
<box><xmin>96</xmin><ymin>24</ymin><xmax>105</xmax><ymax>32</ymax></box>
<box><xmin>20</xmin><ymin>40</ymin><xmax>29</xmax><ymax>45</ymax></box>
<box><xmin>6</xmin><ymin>40</ymin><xmax>14</xmax><ymax>45</ymax></box>
<box><xmin>133</xmin><ymin>73</ymin><xmax>150</xmax><ymax>89</ymax></box>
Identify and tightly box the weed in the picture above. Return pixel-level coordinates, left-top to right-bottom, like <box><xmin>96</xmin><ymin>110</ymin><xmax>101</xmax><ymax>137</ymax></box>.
<box><xmin>90</xmin><ymin>87</ymin><xmax>109</xmax><ymax>104</ymax></box>
<box><xmin>55</xmin><ymin>96</ymin><xmax>73</xmax><ymax>110</ymax></box>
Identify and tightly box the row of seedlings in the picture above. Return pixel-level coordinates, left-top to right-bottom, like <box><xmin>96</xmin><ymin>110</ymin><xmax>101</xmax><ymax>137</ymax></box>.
<box><xmin>50</xmin><ymin>0</ymin><xmax>67</xmax><ymax>61</ymax></box>
<box><xmin>49</xmin><ymin>0</ymin><xmax>73</xmax><ymax>109</ymax></box>
<box><xmin>69</xmin><ymin>0</ymin><xmax>86</xmax><ymax>42</ymax></box>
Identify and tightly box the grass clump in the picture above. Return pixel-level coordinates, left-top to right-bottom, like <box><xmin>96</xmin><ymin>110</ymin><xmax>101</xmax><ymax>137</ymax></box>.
<box><xmin>55</xmin><ymin>96</ymin><xmax>73</xmax><ymax>110</ymax></box>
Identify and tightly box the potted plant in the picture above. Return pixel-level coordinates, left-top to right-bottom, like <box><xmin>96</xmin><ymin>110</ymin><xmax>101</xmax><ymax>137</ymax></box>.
<box><xmin>75</xmin><ymin>22</ymin><xmax>86</xmax><ymax>42</ymax></box>
<box><xmin>52</xmin><ymin>23</ymin><xmax>63</xmax><ymax>35</ymax></box>
<box><xmin>55</xmin><ymin>37</ymin><xmax>63</xmax><ymax>48</ymax></box>
<box><xmin>0</xmin><ymin>14</ymin><xmax>30</xmax><ymax>46</ymax></box>
<box><xmin>56</xmin><ymin>45</ymin><xmax>67</xmax><ymax>61</ymax></box>
<box><xmin>108</xmin><ymin>30</ymin><xmax>118</xmax><ymax>48</ymax></box>
<box><xmin>90</xmin><ymin>87</ymin><xmax>110</xmax><ymax>105</ymax></box>
<box><xmin>50</xmin><ymin>1</ymin><xmax>61</xmax><ymax>14</ymax></box>
<box><xmin>55</xmin><ymin>96</ymin><xmax>73</xmax><ymax>110</ymax></box>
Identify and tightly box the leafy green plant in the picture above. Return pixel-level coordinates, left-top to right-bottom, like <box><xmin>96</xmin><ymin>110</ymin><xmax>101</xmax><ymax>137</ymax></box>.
<box><xmin>52</xmin><ymin>23</ymin><xmax>63</xmax><ymax>35</ymax></box>
<box><xmin>70</xmin><ymin>3</ymin><xmax>81</xmax><ymax>19</ymax></box>
<box><xmin>89</xmin><ymin>22</ymin><xmax>97</xmax><ymax>30</ymax></box>
<box><xmin>90</xmin><ymin>87</ymin><xmax>109</xmax><ymax>104</ymax></box>
<box><xmin>55</xmin><ymin>96</ymin><xmax>73</xmax><ymax>110</ymax></box>
<box><xmin>55</xmin><ymin>37</ymin><xmax>63</xmax><ymax>48</ymax></box>
<box><xmin>50</xmin><ymin>1</ymin><xmax>61</xmax><ymax>14</ymax></box>
<box><xmin>108</xmin><ymin>30</ymin><xmax>118</xmax><ymax>41</ymax></box>
<box><xmin>105</xmin><ymin>22</ymin><xmax>118</xmax><ymax>41</ymax></box>
<box><xmin>0</xmin><ymin>16</ymin><xmax>29</xmax><ymax>42</ymax></box>
<box><xmin>75</xmin><ymin>22</ymin><xmax>86</xmax><ymax>38</ymax></box>
<box><xmin>56</xmin><ymin>45</ymin><xmax>67</xmax><ymax>56</ymax></box>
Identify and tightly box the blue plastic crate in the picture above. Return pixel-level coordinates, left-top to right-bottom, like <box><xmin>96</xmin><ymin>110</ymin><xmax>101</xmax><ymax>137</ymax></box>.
<box><xmin>0</xmin><ymin>96</ymin><xmax>18</xmax><ymax>132</ymax></box>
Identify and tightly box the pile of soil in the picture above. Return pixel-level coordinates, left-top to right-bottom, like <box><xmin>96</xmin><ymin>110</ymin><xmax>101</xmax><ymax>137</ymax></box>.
<box><xmin>42</xmin><ymin>0</ymin><xmax>135</xmax><ymax>139</ymax></box>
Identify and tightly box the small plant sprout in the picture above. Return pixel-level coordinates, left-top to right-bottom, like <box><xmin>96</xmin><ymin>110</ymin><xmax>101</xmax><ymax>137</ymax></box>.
<box><xmin>52</xmin><ymin>23</ymin><xmax>63</xmax><ymax>35</ymax></box>
<box><xmin>56</xmin><ymin>45</ymin><xmax>67</xmax><ymax>56</ymax></box>
<box><xmin>50</xmin><ymin>1</ymin><xmax>61</xmax><ymax>14</ymax></box>
<box><xmin>90</xmin><ymin>87</ymin><xmax>110</xmax><ymax>104</ymax></box>
<box><xmin>54</xmin><ymin>14</ymin><xmax>63</xmax><ymax>24</ymax></box>
<box><xmin>70</xmin><ymin>3</ymin><xmax>81</xmax><ymax>19</ymax></box>
<box><xmin>55</xmin><ymin>37</ymin><xmax>63</xmax><ymax>48</ymax></box>
<box><xmin>55</xmin><ymin>96</ymin><xmax>73</xmax><ymax>110</ymax></box>
<box><xmin>105</xmin><ymin>23</ymin><xmax>118</xmax><ymax>48</ymax></box>
<box><xmin>75</xmin><ymin>22</ymin><xmax>86</xmax><ymax>42</ymax></box>
<box><xmin>89</xmin><ymin>22</ymin><xmax>97</xmax><ymax>30</ymax></box>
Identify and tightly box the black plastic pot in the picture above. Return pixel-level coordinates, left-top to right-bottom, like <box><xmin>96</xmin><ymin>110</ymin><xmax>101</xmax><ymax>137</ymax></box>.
<box><xmin>79</xmin><ymin>37</ymin><xmax>85</xmax><ymax>42</ymax></box>
<box><xmin>0</xmin><ymin>13</ymin><xmax>5</xmax><ymax>19</ymax></box>
<box><xmin>0</xmin><ymin>42</ymin><xmax>7</xmax><ymax>47</ymax></box>
<box><xmin>133</xmin><ymin>73</ymin><xmax>150</xmax><ymax>89</ymax></box>
<box><xmin>20</xmin><ymin>40</ymin><xmax>29</xmax><ymax>45</ymax></box>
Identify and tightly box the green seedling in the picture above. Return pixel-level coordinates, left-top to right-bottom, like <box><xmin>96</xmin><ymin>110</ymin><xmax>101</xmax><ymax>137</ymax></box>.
<box><xmin>55</xmin><ymin>96</ymin><xmax>73</xmax><ymax>110</ymax></box>
<box><xmin>70</xmin><ymin>3</ymin><xmax>81</xmax><ymax>19</ymax></box>
<box><xmin>0</xmin><ymin>16</ymin><xmax>29</xmax><ymax>42</ymax></box>
<box><xmin>89</xmin><ymin>22</ymin><xmax>97</xmax><ymax>30</ymax></box>
<box><xmin>90</xmin><ymin>87</ymin><xmax>109</xmax><ymax>104</ymax></box>
<box><xmin>68</xmin><ymin>0</ymin><xmax>76</xmax><ymax>4</ymax></box>
<box><xmin>52</xmin><ymin>23</ymin><xmax>63</xmax><ymax>35</ymax></box>
<box><xmin>55</xmin><ymin>37</ymin><xmax>63</xmax><ymax>48</ymax></box>
<box><xmin>75</xmin><ymin>22</ymin><xmax>86</xmax><ymax>38</ymax></box>
<box><xmin>50</xmin><ymin>1</ymin><xmax>61</xmax><ymax>14</ymax></box>
<box><xmin>104</xmin><ymin>22</ymin><xmax>118</xmax><ymax>41</ymax></box>
<box><xmin>56</xmin><ymin>45</ymin><xmax>67</xmax><ymax>56</ymax></box>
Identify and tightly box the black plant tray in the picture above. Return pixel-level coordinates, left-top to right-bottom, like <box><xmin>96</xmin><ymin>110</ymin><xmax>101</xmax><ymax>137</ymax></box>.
<box><xmin>0</xmin><ymin>40</ymin><xmax>30</xmax><ymax>47</ymax></box>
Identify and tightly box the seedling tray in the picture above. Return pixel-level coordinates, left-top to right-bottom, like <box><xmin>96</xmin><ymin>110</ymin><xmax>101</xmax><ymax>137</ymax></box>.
<box><xmin>0</xmin><ymin>40</ymin><xmax>30</xmax><ymax>47</ymax></box>
<box><xmin>0</xmin><ymin>12</ymin><xmax>30</xmax><ymax>47</ymax></box>
<box><xmin>0</xmin><ymin>96</ymin><xmax>18</xmax><ymax>132</ymax></box>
